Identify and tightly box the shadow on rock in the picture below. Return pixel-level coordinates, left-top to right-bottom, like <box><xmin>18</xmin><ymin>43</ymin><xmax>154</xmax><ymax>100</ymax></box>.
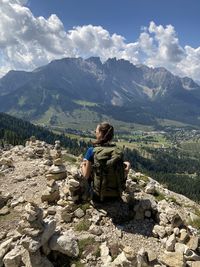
<box><xmin>91</xmin><ymin>197</ymin><xmax>157</xmax><ymax>237</ymax></box>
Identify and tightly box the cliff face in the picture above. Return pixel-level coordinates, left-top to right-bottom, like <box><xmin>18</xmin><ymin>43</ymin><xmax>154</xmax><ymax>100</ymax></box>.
<box><xmin>0</xmin><ymin>139</ymin><xmax>200</xmax><ymax>266</ymax></box>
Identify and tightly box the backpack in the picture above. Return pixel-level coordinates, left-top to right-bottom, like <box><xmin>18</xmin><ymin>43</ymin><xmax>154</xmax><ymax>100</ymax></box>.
<box><xmin>92</xmin><ymin>144</ymin><xmax>126</xmax><ymax>201</ymax></box>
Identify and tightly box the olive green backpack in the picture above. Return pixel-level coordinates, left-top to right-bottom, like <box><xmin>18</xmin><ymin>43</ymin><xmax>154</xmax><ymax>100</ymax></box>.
<box><xmin>92</xmin><ymin>144</ymin><xmax>126</xmax><ymax>201</ymax></box>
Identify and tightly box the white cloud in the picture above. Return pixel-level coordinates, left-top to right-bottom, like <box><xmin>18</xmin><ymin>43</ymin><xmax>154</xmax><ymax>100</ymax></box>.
<box><xmin>0</xmin><ymin>0</ymin><xmax>200</xmax><ymax>83</ymax></box>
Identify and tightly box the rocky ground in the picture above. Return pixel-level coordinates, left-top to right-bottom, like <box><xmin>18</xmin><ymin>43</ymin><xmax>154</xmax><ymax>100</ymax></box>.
<box><xmin>0</xmin><ymin>138</ymin><xmax>200</xmax><ymax>267</ymax></box>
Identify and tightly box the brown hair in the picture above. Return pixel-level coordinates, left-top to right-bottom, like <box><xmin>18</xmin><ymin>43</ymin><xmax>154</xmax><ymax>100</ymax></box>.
<box><xmin>93</xmin><ymin>122</ymin><xmax>114</xmax><ymax>146</ymax></box>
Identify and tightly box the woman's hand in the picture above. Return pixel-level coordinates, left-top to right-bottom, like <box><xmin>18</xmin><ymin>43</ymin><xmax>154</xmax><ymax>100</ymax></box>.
<box><xmin>80</xmin><ymin>160</ymin><xmax>86</xmax><ymax>168</ymax></box>
<box><xmin>124</xmin><ymin>161</ymin><xmax>131</xmax><ymax>177</ymax></box>
<box><xmin>80</xmin><ymin>160</ymin><xmax>92</xmax><ymax>179</ymax></box>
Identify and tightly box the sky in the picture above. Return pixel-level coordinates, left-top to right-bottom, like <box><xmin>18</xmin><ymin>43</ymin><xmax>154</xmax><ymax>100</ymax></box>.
<box><xmin>0</xmin><ymin>0</ymin><xmax>200</xmax><ymax>82</ymax></box>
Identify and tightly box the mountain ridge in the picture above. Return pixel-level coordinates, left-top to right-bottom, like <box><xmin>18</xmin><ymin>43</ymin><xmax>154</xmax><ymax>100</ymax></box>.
<box><xmin>0</xmin><ymin>57</ymin><xmax>200</xmax><ymax>128</ymax></box>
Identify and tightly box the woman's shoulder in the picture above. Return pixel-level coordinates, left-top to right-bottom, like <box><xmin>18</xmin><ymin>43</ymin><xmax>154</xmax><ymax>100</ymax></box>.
<box><xmin>84</xmin><ymin>146</ymin><xmax>94</xmax><ymax>161</ymax></box>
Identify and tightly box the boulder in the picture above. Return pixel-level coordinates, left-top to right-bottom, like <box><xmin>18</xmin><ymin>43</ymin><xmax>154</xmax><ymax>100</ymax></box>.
<box><xmin>46</xmin><ymin>173</ymin><xmax>66</xmax><ymax>181</ymax></box>
<box><xmin>22</xmin><ymin>250</ymin><xmax>54</xmax><ymax>267</ymax></box>
<box><xmin>100</xmin><ymin>242</ymin><xmax>112</xmax><ymax>266</ymax></box>
<box><xmin>3</xmin><ymin>246</ymin><xmax>23</xmax><ymax>267</ymax></box>
<box><xmin>74</xmin><ymin>208</ymin><xmax>85</xmax><ymax>218</ymax></box>
<box><xmin>175</xmin><ymin>243</ymin><xmax>188</xmax><ymax>254</ymax></box>
<box><xmin>40</xmin><ymin>218</ymin><xmax>56</xmax><ymax>245</ymax></box>
<box><xmin>0</xmin><ymin>238</ymin><xmax>13</xmax><ymax>267</ymax></box>
<box><xmin>187</xmin><ymin>236</ymin><xmax>199</xmax><ymax>251</ymax></box>
<box><xmin>152</xmin><ymin>225</ymin><xmax>166</xmax><ymax>238</ymax></box>
<box><xmin>48</xmin><ymin>165</ymin><xmax>66</xmax><ymax>174</ymax></box>
<box><xmin>145</xmin><ymin>182</ymin><xmax>156</xmax><ymax>194</ymax></box>
<box><xmin>111</xmin><ymin>251</ymin><xmax>130</xmax><ymax>266</ymax></box>
<box><xmin>166</xmin><ymin>233</ymin><xmax>176</xmax><ymax>252</ymax></box>
<box><xmin>49</xmin><ymin>231</ymin><xmax>79</xmax><ymax>257</ymax></box>
<box><xmin>159</xmin><ymin>251</ymin><xmax>185</xmax><ymax>267</ymax></box>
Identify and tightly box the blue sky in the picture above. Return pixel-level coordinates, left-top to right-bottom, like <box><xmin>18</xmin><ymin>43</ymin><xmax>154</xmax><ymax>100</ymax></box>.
<box><xmin>0</xmin><ymin>0</ymin><xmax>200</xmax><ymax>82</ymax></box>
<box><xmin>28</xmin><ymin>0</ymin><xmax>200</xmax><ymax>47</ymax></box>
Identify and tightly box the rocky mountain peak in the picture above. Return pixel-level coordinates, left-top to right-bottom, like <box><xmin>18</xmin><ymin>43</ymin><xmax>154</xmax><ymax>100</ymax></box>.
<box><xmin>86</xmin><ymin>56</ymin><xmax>102</xmax><ymax>66</ymax></box>
<box><xmin>1</xmin><ymin>138</ymin><xmax>200</xmax><ymax>266</ymax></box>
<box><xmin>1</xmin><ymin>57</ymin><xmax>200</xmax><ymax>126</ymax></box>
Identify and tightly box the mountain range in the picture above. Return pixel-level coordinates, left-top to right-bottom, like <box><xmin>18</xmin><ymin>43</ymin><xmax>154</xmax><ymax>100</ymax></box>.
<box><xmin>0</xmin><ymin>57</ymin><xmax>200</xmax><ymax>129</ymax></box>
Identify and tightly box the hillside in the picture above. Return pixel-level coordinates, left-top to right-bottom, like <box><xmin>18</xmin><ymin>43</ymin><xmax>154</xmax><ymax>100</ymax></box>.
<box><xmin>0</xmin><ymin>138</ymin><xmax>200</xmax><ymax>266</ymax></box>
<box><xmin>0</xmin><ymin>57</ymin><xmax>200</xmax><ymax>129</ymax></box>
<box><xmin>0</xmin><ymin>112</ymin><xmax>87</xmax><ymax>155</ymax></box>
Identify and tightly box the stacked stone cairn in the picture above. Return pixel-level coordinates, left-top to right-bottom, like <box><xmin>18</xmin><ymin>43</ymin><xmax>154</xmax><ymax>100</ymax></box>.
<box><xmin>46</xmin><ymin>140</ymin><xmax>67</xmax><ymax>181</ymax></box>
<box><xmin>43</xmin><ymin>146</ymin><xmax>53</xmax><ymax>166</ymax></box>
<box><xmin>0</xmin><ymin>202</ymin><xmax>79</xmax><ymax>267</ymax></box>
<box><xmin>24</xmin><ymin>136</ymin><xmax>45</xmax><ymax>159</ymax></box>
<box><xmin>41</xmin><ymin>141</ymin><xmax>67</xmax><ymax>203</ymax></box>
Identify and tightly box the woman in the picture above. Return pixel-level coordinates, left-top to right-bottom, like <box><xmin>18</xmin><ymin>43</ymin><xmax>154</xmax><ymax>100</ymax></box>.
<box><xmin>81</xmin><ymin>122</ymin><xmax>130</xmax><ymax>184</ymax></box>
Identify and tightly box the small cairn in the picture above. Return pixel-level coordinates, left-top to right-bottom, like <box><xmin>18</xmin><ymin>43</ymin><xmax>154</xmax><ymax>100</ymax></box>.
<box><xmin>41</xmin><ymin>141</ymin><xmax>67</xmax><ymax>203</ymax></box>
<box><xmin>24</xmin><ymin>136</ymin><xmax>45</xmax><ymax>159</ymax></box>
<box><xmin>46</xmin><ymin>141</ymin><xmax>67</xmax><ymax>181</ymax></box>
<box><xmin>1</xmin><ymin>201</ymin><xmax>79</xmax><ymax>267</ymax></box>
<box><xmin>67</xmin><ymin>175</ymin><xmax>81</xmax><ymax>203</ymax></box>
<box><xmin>34</xmin><ymin>140</ymin><xmax>45</xmax><ymax>158</ymax></box>
<box><xmin>2</xmin><ymin>202</ymin><xmax>56</xmax><ymax>267</ymax></box>
<box><xmin>43</xmin><ymin>146</ymin><xmax>53</xmax><ymax>166</ymax></box>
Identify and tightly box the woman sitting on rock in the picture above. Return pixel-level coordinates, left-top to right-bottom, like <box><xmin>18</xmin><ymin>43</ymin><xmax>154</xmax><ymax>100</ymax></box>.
<box><xmin>81</xmin><ymin>122</ymin><xmax>130</xmax><ymax>201</ymax></box>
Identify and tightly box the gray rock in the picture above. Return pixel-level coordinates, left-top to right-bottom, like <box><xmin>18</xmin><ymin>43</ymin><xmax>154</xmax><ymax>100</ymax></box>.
<box><xmin>48</xmin><ymin>165</ymin><xmax>66</xmax><ymax>174</ymax></box>
<box><xmin>68</xmin><ymin>178</ymin><xmax>80</xmax><ymax>188</ymax></box>
<box><xmin>41</xmin><ymin>188</ymin><xmax>60</xmax><ymax>203</ymax></box>
<box><xmin>10</xmin><ymin>197</ymin><xmax>25</xmax><ymax>208</ymax></box>
<box><xmin>0</xmin><ymin>206</ymin><xmax>10</xmax><ymax>215</ymax></box>
<box><xmin>41</xmin><ymin>218</ymin><xmax>56</xmax><ymax>245</ymax></box>
<box><xmin>137</xmin><ymin>247</ymin><xmax>148</xmax><ymax>267</ymax></box>
<box><xmin>46</xmin><ymin>172</ymin><xmax>67</xmax><ymax>181</ymax></box>
<box><xmin>0</xmin><ymin>232</ymin><xmax>7</xmax><ymax>241</ymax></box>
<box><xmin>123</xmin><ymin>246</ymin><xmax>137</xmax><ymax>261</ymax></box>
<box><xmin>49</xmin><ymin>231</ymin><xmax>79</xmax><ymax>257</ymax></box>
<box><xmin>74</xmin><ymin>208</ymin><xmax>85</xmax><ymax>218</ymax></box>
<box><xmin>89</xmin><ymin>225</ymin><xmax>103</xmax><ymax>236</ymax></box>
<box><xmin>21</xmin><ymin>236</ymin><xmax>41</xmax><ymax>252</ymax></box>
<box><xmin>100</xmin><ymin>242</ymin><xmax>112</xmax><ymax>266</ymax></box>
<box><xmin>166</xmin><ymin>234</ymin><xmax>176</xmax><ymax>252</ymax></box>
<box><xmin>111</xmin><ymin>251</ymin><xmax>130</xmax><ymax>266</ymax></box>
<box><xmin>175</xmin><ymin>243</ymin><xmax>187</xmax><ymax>254</ymax></box>
<box><xmin>191</xmin><ymin>262</ymin><xmax>200</xmax><ymax>267</ymax></box>
<box><xmin>159</xmin><ymin>251</ymin><xmax>185</xmax><ymax>267</ymax></box>
<box><xmin>174</xmin><ymin>227</ymin><xmax>180</xmax><ymax>236</ymax></box>
<box><xmin>153</xmin><ymin>225</ymin><xmax>166</xmax><ymax>238</ymax></box>
<box><xmin>0</xmin><ymin>238</ymin><xmax>13</xmax><ymax>267</ymax></box>
<box><xmin>179</xmin><ymin>229</ymin><xmax>189</xmax><ymax>244</ymax></box>
<box><xmin>3</xmin><ymin>246</ymin><xmax>22</xmax><ymax>267</ymax></box>
<box><xmin>145</xmin><ymin>182</ymin><xmax>156</xmax><ymax>194</ymax></box>
<box><xmin>22</xmin><ymin>250</ymin><xmax>54</xmax><ymax>267</ymax></box>
<box><xmin>187</xmin><ymin>236</ymin><xmax>199</xmax><ymax>251</ymax></box>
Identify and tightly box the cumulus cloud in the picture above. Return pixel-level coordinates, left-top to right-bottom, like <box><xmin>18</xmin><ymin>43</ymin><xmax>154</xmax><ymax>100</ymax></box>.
<box><xmin>0</xmin><ymin>0</ymin><xmax>200</xmax><ymax>82</ymax></box>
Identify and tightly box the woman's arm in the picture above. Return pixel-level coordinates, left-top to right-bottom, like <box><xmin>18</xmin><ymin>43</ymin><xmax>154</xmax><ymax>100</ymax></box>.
<box><xmin>80</xmin><ymin>159</ymin><xmax>92</xmax><ymax>179</ymax></box>
<box><xmin>124</xmin><ymin>161</ymin><xmax>131</xmax><ymax>177</ymax></box>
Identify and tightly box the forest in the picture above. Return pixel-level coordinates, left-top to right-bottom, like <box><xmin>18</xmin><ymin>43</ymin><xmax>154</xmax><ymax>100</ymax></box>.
<box><xmin>0</xmin><ymin>112</ymin><xmax>88</xmax><ymax>155</ymax></box>
<box><xmin>124</xmin><ymin>146</ymin><xmax>200</xmax><ymax>202</ymax></box>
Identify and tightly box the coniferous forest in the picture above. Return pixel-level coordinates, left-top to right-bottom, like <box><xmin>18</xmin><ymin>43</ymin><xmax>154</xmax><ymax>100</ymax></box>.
<box><xmin>124</xmin><ymin>146</ymin><xmax>200</xmax><ymax>203</ymax></box>
<box><xmin>0</xmin><ymin>112</ymin><xmax>88</xmax><ymax>155</ymax></box>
